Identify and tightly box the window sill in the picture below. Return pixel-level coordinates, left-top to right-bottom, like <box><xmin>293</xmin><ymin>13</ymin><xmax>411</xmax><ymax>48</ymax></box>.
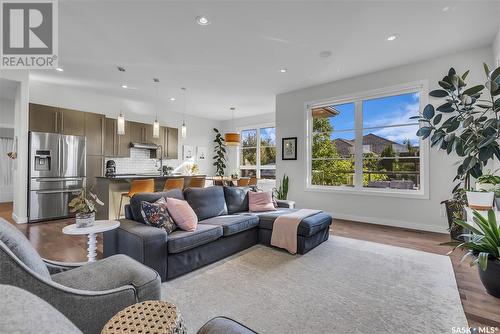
<box><xmin>304</xmin><ymin>185</ymin><xmax>429</xmax><ymax>200</ymax></box>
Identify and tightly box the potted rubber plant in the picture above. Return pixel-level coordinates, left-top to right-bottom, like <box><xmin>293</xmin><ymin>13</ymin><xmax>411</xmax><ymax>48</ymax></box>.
<box><xmin>413</xmin><ymin>64</ymin><xmax>500</xmax><ymax>216</ymax></box>
<box><xmin>68</xmin><ymin>188</ymin><xmax>104</xmax><ymax>228</ymax></box>
<box><xmin>443</xmin><ymin>210</ymin><xmax>500</xmax><ymax>298</ymax></box>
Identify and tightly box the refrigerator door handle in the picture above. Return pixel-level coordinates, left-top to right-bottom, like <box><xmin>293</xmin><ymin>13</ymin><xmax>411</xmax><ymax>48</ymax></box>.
<box><xmin>35</xmin><ymin>177</ymin><xmax>84</xmax><ymax>182</ymax></box>
<box><xmin>35</xmin><ymin>189</ymin><xmax>83</xmax><ymax>194</ymax></box>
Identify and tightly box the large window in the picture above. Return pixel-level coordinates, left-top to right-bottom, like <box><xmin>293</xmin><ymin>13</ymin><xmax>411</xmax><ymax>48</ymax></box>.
<box><xmin>308</xmin><ymin>85</ymin><xmax>426</xmax><ymax>196</ymax></box>
<box><xmin>240</xmin><ymin>126</ymin><xmax>276</xmax><ymax>179</ymax></box>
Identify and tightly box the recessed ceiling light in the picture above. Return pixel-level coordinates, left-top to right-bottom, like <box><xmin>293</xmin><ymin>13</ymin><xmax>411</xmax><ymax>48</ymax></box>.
<box><xmin>121</xmin><ymin>84</ymin><xmax>128</xmax><ymax>89</ymax></box>
<box><xmin>170</xmin><ymin>97</ymin><xmax>176</xmax><ymax>101</ymax></box>
<box><xmin>196</xmin><ymin>16</ymin><xmax>210</xmax><ymax>26</ymax></box>
<box><xmin>442</xmin><ymin>6</ymin><xmax>450</xmax><ymax>12</ymax></box>
<box><xmin>319</xmin><ymin>50</ymin><xmax>332</xmax><ymax>58</ymax></box>
<box><xmin>55</xmin><ymin>67</ymin><xmax>63</xmax><ymax>72</ymax></box>
<box><xmin>386</xmin><ymin>34</ymin><xmax>400</xmax><ymax>41</ymax></box>
<box><xmin>279</xmin><ymin>69</ymin><xmax>287</xmax><ymax>73</ymax></box>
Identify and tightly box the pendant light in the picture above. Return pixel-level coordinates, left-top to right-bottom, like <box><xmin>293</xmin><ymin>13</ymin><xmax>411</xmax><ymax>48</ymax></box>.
<box><xmin>117</xmin><ymin>66</ymin><xmax>126</xmax><ymax>135</ymax></box>
<box><xmin>224</xmin><ymin>107</ymin><xmax>240</xmax><ymax>146</ymax></box>
<box><xmin>181</xmin><ymin>87</ymin><xmax>187</xmax><ymax>139</ymax></box>
<box><xmin>152</xmin><ymin>78</ymin><xmax>160</xmax><ymax>139</ymax></box>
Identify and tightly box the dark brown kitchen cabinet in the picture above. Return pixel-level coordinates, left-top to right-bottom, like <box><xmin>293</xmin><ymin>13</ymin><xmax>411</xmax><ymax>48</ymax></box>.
<box><xmin>166</xmin><ymin>127</ymin><xmax>178</xmax><ymax>159</ymax></box>
<box><xmin>86</xmin><ymin>155</ymin><xmax>104</xmax><ymax>189</ymax></box>
<box><xmin>29</xmin><ymin>104</ymin><xmax>60</xmax><ymax>133</ymax></box>
<box><xmin>104</xmin><ymin>118</ymin><xmax>130</xmax><ymax>157</ymax></box>
<box><xmin>129</xmin><ymin>121</ymin><xmax>153</xmax><ymax>143</ymax></box>
<box><xmin>60</xmin><ymin>108</ymin><xmax>85</xmax><ymax>136</ymax></box>
<box><xmin>85</xmin><ymin>112</ymin><xmax>105</xmax><ymax>155</ymax></box>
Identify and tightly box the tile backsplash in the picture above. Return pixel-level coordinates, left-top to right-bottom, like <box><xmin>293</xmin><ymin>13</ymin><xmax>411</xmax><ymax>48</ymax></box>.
<box><xmin>105</xmin><ymin>148</ymin><xmax>161</xmax><ymax>174</ymax></box>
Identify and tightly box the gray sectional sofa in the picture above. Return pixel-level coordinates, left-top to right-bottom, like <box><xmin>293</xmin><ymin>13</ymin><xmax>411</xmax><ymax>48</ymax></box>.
<box><xmin>104</xmin><ymin>186</ymin><xmax>332</xmax><ymax>281</ymax></box>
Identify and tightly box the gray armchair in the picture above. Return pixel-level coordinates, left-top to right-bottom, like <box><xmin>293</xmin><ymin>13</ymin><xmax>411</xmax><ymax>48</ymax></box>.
<box><xmin>0</xmin><ymin>218</ymin><xmax>161</xmax><ymax>334</ymax></box>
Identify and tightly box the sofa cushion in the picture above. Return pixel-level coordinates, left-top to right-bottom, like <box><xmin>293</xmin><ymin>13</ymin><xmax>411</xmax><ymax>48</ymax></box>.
<box><xmin>248</xmin><ymin>191</ymin><xmax>276</xmax><ymax>212</ymax></box>
<box><xmin>0</xmin><ymin>218</ymin><xmax>51</xmax><ymax>279</ymax></box>
<box><xmin>200</xmin><ymin>215</ymin><xmax>259</xmax><ymax>236</ymax></box>
<box><xmin>223</xmin><ymin>186</ymin><xmax>250</xmax><ymax>214</ymax></box>
<box><xmin>167</xmin><ymin>224</ymin><xmax>223</xmax><ymax>254</ymax></box>
<box><xmin>166</xmin><ymin>198</ymin><xmax>198</xmax><ymax>232</ymax></box>
<box><xmin>130</xmin><ymin>189</ymin><xmax>184</xmax><ymax>224</ymax></box>
<box><xmin>184</xmin><ymin>186</ymin><xmax>228</xmax><ymax>221</ymax></box>
<box><xmin>252</xmin><ymin>210</ymin><xmax>332</xmax><ymax>237</ymax></box>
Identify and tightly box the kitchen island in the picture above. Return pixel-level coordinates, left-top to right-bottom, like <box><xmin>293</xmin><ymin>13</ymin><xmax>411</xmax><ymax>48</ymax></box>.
<box><xmin>94</xmin><ymin>174</ymin><xmax>206</xmax><ymax>219</ymax></box>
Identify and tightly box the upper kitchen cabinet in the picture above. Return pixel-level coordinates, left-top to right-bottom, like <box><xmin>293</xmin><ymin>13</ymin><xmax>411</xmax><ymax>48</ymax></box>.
<box><xmin>85</xmin><ymin>112</ymin><xmax>105</xmax><ymax>155</ymax></box>
<box><xmin>129</xmin><ymin>121</ymin><xmax>153</xmax><ymax>143</ymax></box>
<box><xmin>105</xmin><ymin>118</ymin><xmax>130</xmax><ymax>157</ymax></box>
<box><xmin>166</xmin><ymin>127</ymin><xmax>178</xmax><ymax>159</ymax></box>
<box><xmin>29</xmin><ymin>104</ymin><xmax>60</xmax><ymax>133</ymax></box>
<box><xmin>60</xmin><ymin>108</ymin><xmax>85</xmax><ymax>136</ymax></box>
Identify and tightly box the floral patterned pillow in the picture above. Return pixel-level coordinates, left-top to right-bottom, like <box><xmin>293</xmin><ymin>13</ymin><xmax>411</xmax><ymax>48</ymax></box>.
<box><xmin>140</xmin><ymin>197</ymin><xmax>177</xmax><ymax>234</ymax></box>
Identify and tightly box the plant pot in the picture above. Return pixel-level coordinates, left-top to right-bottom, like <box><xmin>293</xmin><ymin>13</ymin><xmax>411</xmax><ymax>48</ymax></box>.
<box><xmin>475</xmin><ymin>182</ymin><xmax>497</xmax><ymax>192</ymax></box>
<box><xmin>75</xmin><ymin>212</ymin><xmax>95</xmax><ymax>228</ymax></box>
<box><xmin>478</xmin><ymin>258</ymin><xmax>500</xmax><ymax>298</ymax></box>
<box><xmin>466</xmin><ymin>191</ymin><xmax>494</xmax><ymax>210</ymax></box>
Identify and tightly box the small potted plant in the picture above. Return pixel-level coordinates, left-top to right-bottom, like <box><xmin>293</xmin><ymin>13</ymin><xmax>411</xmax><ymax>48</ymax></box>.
<box><xmin>475</xmin><ymin>171</ymin><xmax>500</xmax><ymax>192</ymax></box>
<box><xmin>68</xmin><ymin>188</ymin><xmax>104</xmax><ymax>228</ymax></box>
<box><xmin>444</xmin><ymin>210</ymin><xmax>500</xmax><ymax>298</ymax></box>
<box><xmin>467</xmin><ymin>172</ymin><xmax>500</xmax><ymax>210</ymax></box>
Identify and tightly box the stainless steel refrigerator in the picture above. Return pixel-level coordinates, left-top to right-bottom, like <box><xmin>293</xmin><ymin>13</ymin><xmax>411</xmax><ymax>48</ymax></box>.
<box><xmin>28</xmin><ymin>132</ymin><xmax>86</xmax><ymax>222</ymax></box>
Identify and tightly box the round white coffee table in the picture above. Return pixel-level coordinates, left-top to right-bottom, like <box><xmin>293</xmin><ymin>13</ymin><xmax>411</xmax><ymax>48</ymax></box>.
<box><xmin>62</xmin><ymin>220</ymin><xmax>120</xmax><ymax>262</ymax></box>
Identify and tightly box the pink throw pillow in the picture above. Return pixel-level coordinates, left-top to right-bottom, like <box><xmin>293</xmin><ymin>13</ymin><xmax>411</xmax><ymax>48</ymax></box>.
<box><xmin>165</xmin><ymin>198</ymin><xmax>198</xmax><ymax>231</ymax></box>
<box><xmin>249</xmin><ymin>191</ymin><xmax>277</xmax><ymax>212</ymax></box>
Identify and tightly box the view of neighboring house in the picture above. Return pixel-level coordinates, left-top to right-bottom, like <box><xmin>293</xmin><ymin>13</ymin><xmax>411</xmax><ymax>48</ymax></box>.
<box><xmin>333</xmin><ymin>133</ymin><xmax>415</xmax><ymax>158</ymax></box>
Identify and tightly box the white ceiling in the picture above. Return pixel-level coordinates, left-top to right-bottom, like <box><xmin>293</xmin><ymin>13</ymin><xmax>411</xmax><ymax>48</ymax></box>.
<box><xmin>30</xmin><ymin>0</ymin><xmax>500</xmax><ymax>121</ymax></box>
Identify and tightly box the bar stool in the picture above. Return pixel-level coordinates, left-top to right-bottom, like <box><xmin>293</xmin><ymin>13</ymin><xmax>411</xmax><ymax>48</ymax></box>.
<box><xmin>188</xmin><ymin>177</ymin><xmax>206</xmax><ymax>188</ymax></box>
<box><xmin>249</xmin><ymin>177</ymin><xmax>258</xmax><ymax>186</ymax></box>
<box><xmin>118</xmin><ymin>179</ymin><xmax>155</xmax><ymax>219</ymax></box>
<box><xmin>163</xmin><ymin>178</ymin><xmax>185</xmax><ymax>191</ymax></box>
<box><xmin>237</xmin><ymin>177</ymin><xmax>250</xmax><ymax>187</ymax></box>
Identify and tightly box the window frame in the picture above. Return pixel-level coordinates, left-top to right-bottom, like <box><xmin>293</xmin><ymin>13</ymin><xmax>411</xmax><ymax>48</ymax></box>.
<box><xmin>238</xmin><ymin>122</ymin><xmax>276</xmax><ymax>179</ymax></box>
<box><xmin>304</xmin><ymin>81</ymin><xmax>430</xmax><ymax>199</ymax></box>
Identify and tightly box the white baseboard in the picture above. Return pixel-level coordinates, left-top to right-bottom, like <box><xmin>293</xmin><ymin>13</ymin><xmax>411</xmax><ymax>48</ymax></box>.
<box><xmin>332</xmin><ymin>212</ymin><xmax>449</xmax><ymax>234</ymax></box>
<box><xmin>11</xmin><ymin>212</ymin><xmax>28</xmax><ymax>224</ymax></box>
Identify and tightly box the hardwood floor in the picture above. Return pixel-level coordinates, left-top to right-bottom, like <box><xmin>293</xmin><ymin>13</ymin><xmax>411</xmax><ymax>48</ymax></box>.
<box><xmin>2</xmin><ymin>202</ymin><xmax>499</xmax><ymax>329</ymax></box>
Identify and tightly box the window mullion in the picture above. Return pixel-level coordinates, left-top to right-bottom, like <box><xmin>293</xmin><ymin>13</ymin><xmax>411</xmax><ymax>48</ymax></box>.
<box><xmin>256</xmin><ymin>128</ymin><xmax>261</xmax><ymax>178</ymax></box>
<box><xmin>354</xmin><ymin>100</ymin><xmax>363</xmax><ymax>189</ymax></box>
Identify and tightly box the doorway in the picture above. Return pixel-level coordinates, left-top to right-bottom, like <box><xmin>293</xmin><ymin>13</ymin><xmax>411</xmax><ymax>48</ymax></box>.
<box><xmin>0</xmin><ymin>78</ymin><xmax>18</xmax><ymax>212</ymax></box>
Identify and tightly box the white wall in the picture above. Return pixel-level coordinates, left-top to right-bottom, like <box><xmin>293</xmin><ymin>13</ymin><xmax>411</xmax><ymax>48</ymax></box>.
<box><xmin>0</xmin><ymin>98</ymin><xmax>15</xmax><ymax>128</ymax></box>
<box><xmin>276</xmin><ymin>46</ymin><xmax>494</xmax><ymax>233</ymax></box>
<box><xmin>29</xmin><ymin>81</ymin><xmax>220</xmax><ymax>175</ymax></box>
<box><xmin>220</xmin><ymin>112</ymin><xmax>275</xmax><ymax>175</ymax></box>
<box><xmin>0</xmin><ymin>70</ymin><xmax>29</xmax><ymax>223</ymax></box>
<box><xmin>494</xmin><ymin>26</ymin><xmax>500</xmax><ymax>67</ymax></box>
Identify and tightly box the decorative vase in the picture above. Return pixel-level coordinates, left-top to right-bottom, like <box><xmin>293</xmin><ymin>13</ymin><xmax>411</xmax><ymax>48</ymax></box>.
<box><xmin>478</xmin><ymin>259</ymin><xmax>500</xmax><ymax>298</ymax></box>
<box><xmin>75</xmin><ymin>212</ymin><xmax>95</xmax><ymax>228</ymax></box>
<box><xmin>466</xmin><ymin>191</ymin><xmax>494</xmax><ymax>210</ymax></box>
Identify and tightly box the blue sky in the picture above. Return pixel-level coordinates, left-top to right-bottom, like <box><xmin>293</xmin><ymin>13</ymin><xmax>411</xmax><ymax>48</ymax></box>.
<box><xmin>328</xmin><ymin>92</ymin><xmax>420</xmax><ymax>145</ymax></box>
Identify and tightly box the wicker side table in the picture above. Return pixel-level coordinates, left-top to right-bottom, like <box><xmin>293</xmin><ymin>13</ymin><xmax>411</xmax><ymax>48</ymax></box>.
<box><xmin>101</xmin><ymin>301</ymin><xmax>187</xmax><ymax>334</ymax></box>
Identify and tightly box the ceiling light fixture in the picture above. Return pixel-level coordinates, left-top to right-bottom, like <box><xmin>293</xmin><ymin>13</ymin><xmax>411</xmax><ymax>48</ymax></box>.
<box><xmin>170</xmin><ymin>97</ymin><xmax>176</xmax><ymax>101</ymax></box>
<box><xmin>55</xmin><ymin>67</ymin><xmax>64</xmax><ymax>72</ymax></box>
<box><xmin>386</xmin><ymin>34</ymin><xmax>400</xmax><ymax>41</ymax></box>
<box><xmin>117</xmin><ymin>66</ymin><xmax>127</xmax><ymax>135</ymax></box>
<box><xmin>121</xmin><ymin>84</ymin><xmax>128</xmax><ymax>89</ymax></box>
<box><xmin>152</xmin><ymin>78</ymin><xmax>160</xmax><ymax>139</ymax></box>
<box><xmin>279</xmin><ymin>69</ymin><xmax>287</xmax><ymax>73</ymax></box>
<box><xmin>196</xmin><ymin>16</ymin><xmax>210</xmax><ymax>26</ymax></box>
<box><xmin>181</xmin><ymin>87</ymin><xmax>187</xmax><ymax>139</ymax></box>
<box><xmin>442</xmin><ymin>6</ymin><xmax>450</xmax><ymax>12</ymax></box>
<box><xmin>224</xmin><ymin>107</ymin><xmax>240</xmax><ymax>146</ymax></box>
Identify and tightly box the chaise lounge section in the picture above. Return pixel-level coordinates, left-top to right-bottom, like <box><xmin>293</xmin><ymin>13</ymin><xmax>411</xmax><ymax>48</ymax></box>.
<box><xmin>104</xmin><ymin>186</ymin><xmax>332</xmax><ymax>281</ymax></box>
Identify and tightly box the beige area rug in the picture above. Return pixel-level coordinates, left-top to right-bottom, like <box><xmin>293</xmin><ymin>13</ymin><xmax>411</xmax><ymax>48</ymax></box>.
<box><xmin>163</xmin><ymin>236</ymin><xmax>467</xmax><ymax>334</ymax></box>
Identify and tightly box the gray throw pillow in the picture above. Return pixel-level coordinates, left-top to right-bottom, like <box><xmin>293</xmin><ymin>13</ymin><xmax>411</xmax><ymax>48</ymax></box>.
<box><xmin>140</xmin><ymin>197</ymin><xmax>177</xmax><ymax>233</ymax></box>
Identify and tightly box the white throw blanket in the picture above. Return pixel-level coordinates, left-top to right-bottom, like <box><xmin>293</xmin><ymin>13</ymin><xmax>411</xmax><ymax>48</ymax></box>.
<box><xmin>271</xmin><ymin>209</ymin><xmax>321</xmax><ymax>254</ymax></box>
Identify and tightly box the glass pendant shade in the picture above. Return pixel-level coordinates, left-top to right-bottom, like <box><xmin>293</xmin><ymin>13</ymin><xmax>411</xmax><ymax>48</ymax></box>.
<box><xmin>181</xmin><ymin>122</ymin><xmax>187</xmax><ymax>139</ymax></box>
<box><xmin>117</xmin><ymin>113</ymin><xmax>125</xmax><ymax>135</ymax></box>
<box><xmin>224</xmin><ymin>133</ymin><xmax>240</xmax><ymax>146</ymax></box>
<box><xmin>153</xmin><ymin>119</ymin><xmax>160</xmax><ymax>138</ymax></box>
